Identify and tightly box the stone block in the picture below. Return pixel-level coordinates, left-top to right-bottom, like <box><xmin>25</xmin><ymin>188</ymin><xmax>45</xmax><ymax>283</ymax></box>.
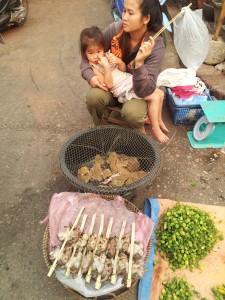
<box><xmin>204</xmin><ymin>35</ymin><xmax>225</xmax><ymax>65</ymax></box>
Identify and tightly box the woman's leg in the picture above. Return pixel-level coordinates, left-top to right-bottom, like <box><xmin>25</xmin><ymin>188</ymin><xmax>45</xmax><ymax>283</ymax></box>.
<box><xmin>157</xmin><ymin>89</ymin><xmax>169</xmax><ymax>133</ymax></box>
<box><xmin>86</xmin><ymin>87</ymin><xmax>117</xmax><ymax>126</ymax></box>
<box><xmin>144</xmin><ymin>89</ymin><xmax>169</xmax><ymax>143</ymax></box>
<box><xmin>121</xmin><ymin>98</ymin><xmax>147</xmax><ymax>130</ymax></box>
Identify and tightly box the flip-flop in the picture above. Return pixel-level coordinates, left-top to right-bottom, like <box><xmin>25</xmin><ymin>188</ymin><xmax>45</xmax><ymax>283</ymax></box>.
<box><xmin>145</xmin><ymin>117</ymin><xmax>151</xmax><ymax>125</ymax></box>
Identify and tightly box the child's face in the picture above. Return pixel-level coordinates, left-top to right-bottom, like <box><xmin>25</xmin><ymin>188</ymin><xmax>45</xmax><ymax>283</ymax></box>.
<box><xmin>85</xmin><ymin>44</ymin><xmax>104</xmax><ymax>64</ymax></box>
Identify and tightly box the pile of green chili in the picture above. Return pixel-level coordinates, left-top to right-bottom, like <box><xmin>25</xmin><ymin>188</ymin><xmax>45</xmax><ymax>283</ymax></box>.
<box><xmin>159</xmin><ymin>277</ymin><xmax>201</xmax><ymax>300</ymax></box>
<box><xmin>156</xmin><ymin>203</ymin><xmax>223</xmax><ymax>271</ymax></box>
<box><xmin>212</xmin><ymin>284</ymin><xmax>225</xmax><ymax>299</ymax></box>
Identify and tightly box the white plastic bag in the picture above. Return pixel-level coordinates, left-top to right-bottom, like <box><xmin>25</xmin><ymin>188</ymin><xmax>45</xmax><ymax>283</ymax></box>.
<box><xmin>56</xmin><ymin>269</ymin><xmax>123</xmax><ymax>298</ymax></box>
<box><xmin>173</xmin><ymin>7</ymin><xmax>209</xmax><ymax>71</ymax></box>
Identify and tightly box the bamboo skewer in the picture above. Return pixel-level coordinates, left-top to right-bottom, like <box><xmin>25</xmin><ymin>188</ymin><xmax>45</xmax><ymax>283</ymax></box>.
<box><xmin>213</xmin><ymin>0</ymin><xmax>225</xmax><ymax>41</ymax></box>
<box><xmin>77</xmin><ymin>213</ymin><xmax>97</xmax><ymax>278</ymax></box>
<box><xmin>111</xmin><ymin>220</ymin><xmax>126</xmax><ymax>284</ymax></box>
<box><xmin>65</xmin><ymin>214</ymin><xmax>88</xmax><ymax>277</ymax></box>
<box><xmin>95</xmin><ymin>217</ymin><xmax>114</xmax><ymax>289</ymax></box>
<box><xmin>127</xmin><ymin>222</ymin><xmax>135</xmax><ymax>288</ymax></box>
<box><xmin>86</xmin><ymin>214</ymin><xmax>105</xmax><ymax>283</ymax></box>
<box><xmin>153</xmin><ymin>3</ymin><xmax>192</xmax><ymax>40</ymax></box>
<box><xmin>47</xmin><ymin>206</ymin><xmax>85</xmax><ymax>277</ymax></box>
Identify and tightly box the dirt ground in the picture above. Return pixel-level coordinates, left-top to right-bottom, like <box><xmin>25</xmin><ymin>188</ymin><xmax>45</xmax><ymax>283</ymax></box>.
<box><xmin>0</xmin><ymin>0</ymin><xmax>224</xmax><ymax>299</ymax></box>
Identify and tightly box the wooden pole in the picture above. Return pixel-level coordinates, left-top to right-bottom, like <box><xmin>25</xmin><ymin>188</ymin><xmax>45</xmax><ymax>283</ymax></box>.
<box><xmin>213</xmin><ymin>0</ymin><xmax>225</xmax><ymax>41</ymax></box>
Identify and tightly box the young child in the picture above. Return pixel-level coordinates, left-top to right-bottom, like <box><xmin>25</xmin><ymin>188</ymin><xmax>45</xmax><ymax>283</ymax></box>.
<box><xmin>79</xmin><ymin>26</ymin><xmax>169</xmax><ymax>143</ymax></box>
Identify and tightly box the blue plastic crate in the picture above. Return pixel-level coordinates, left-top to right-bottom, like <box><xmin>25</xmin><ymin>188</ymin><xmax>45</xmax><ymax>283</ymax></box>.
<box><xmin>165</xmin><ymin>87</ymin><xmax>213</xmax><ymax>125</ymax></box>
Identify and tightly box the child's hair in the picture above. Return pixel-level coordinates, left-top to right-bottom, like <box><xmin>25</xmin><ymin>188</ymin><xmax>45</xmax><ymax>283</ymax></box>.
<box><xmin>79</xmin><ymin>26</ymin><xmax>105</xmax><ymax>60</ymax></box>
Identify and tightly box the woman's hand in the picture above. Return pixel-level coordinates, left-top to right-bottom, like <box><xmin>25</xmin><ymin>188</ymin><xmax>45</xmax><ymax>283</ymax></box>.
<box><xmin>134</xmin><ymin>36</ymin><xmax>155</xmax><ymax>68</ymax></box>
<box><xmin>89</xmin><ymin>76</ymin><xmax>108</xmax><ymax>91</ymax></box>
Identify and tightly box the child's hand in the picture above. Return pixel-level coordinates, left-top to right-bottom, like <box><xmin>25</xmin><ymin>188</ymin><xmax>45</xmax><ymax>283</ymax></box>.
<box><xmin>98</xmin><ymin>55</ymin><xmax>110</xmax><ymax>69</ymax></box>
<box><xmin>134</xmin><ymin>36</ymin><xmax>155</xmax><ymax>68</ymax></box>
<box><xmin>106</xmin><ymin>52</ymin><xmax>121</xmax><ymax>65</ymax></box>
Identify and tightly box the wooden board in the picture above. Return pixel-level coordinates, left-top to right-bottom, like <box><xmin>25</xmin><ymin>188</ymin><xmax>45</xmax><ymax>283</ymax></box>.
<box><xmin>149</xmin><ymin>199</ymin><xmax>225</xmax><ymax>300</ymax></box>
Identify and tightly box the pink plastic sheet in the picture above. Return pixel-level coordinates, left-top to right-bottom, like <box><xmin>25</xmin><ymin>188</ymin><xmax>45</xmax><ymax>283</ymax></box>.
<box><xmin>41</xmin><ymin>192</ymin><xmax>154</xmax><ymax>258</ymax></box>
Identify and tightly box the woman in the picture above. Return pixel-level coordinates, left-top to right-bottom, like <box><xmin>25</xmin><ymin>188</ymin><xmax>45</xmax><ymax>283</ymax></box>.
<box><xmin>80</xmin><ymin>0</ymin><xmax>168</xmax><ymax>142</ymax></box>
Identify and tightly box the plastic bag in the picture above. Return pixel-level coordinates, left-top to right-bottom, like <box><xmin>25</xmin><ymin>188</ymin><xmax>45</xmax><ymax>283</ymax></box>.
<box><xmin>56</xmin><ymin>269</ymin><xmax>123</xmax><ymax>298</ymax></box>
<box><xmin>173</xmin><ymin>7</ymin><xmax>209</xmax><ymax>71</ymax></box>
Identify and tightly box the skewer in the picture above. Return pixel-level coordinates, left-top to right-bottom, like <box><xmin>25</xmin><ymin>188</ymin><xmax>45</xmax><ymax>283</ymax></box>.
<box><xmin>47</xmin><ymin>206</ymin><xmax>85</xmax><ymax>277</ymax></box>
<box><xmin>77</xmin><ymin>213</ymin><xmax>97</xmax><ymax>278</ymax></box>
<box><xmin>86</xmin><ymin>214</ymin><xmax>104</xmax><ymax>283</ymax></box>
<box><xmin>111</xmin><ymin>220</ymin><xmax>126</xmax><ymax>284</ymax></box>
<box><xmin>95</xmin><ymin>217</ymin><xmax>114</xmax><ymax>289</ymax></box>
<box><xmin>127</xmin><ymin>222</ymin><xmax>135</xmax><ymax>288</ymax></box>
<box><xmin>65</xmin><ymin>214</ymin><xmax>88</xmax><ymax>277</ymax></box>
<box><xmin>153</xmin><ymin>3</ymin><xmax>192</xmax><ymax>40</ymax></box>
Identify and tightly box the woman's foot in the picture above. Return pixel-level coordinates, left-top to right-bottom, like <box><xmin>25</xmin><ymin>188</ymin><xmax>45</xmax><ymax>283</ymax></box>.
<box><xmin>152</xmin><ymin>127</ymin><xmax>169</xmax><ymax>143</ymax></box>
<box><xmin>159</xmin><ymin>120</ymin><xmax>169</xmax><ymax>133</ymax></box>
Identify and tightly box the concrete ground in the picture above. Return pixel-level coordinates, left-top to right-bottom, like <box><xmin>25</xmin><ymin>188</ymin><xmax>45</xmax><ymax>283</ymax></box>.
<box><xmin>0</xmin><ymin>0</ymin><xmax>224</xmax><ymax>299</ymax></box>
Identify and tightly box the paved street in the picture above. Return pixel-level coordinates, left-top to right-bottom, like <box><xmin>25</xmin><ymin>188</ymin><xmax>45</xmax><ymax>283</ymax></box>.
<box><xmin>0</xmin><ymin>0</ymin><xmax>224</xmax><ymax>299</ymax></box>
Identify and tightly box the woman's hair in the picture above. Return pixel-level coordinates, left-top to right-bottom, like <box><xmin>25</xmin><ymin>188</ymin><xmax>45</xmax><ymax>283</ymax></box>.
<box><xmin>140</xmin><ymin>0</ymin><xmax>163</xmax><ymax>32</ymax></box>
<box><xmin>119</xmin><ymin>0</ymin><xmax>163</xmax><ymax>58</ymax></box>
<box><xmin>79</xmin><ymin>26</ymin><xmax>105</xmax><ymax>59</ymax></box>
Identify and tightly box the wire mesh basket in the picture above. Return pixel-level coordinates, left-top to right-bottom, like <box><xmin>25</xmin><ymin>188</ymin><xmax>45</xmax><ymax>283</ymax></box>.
<box><xmin>59</xmin><ymin>125</ymin><xmax>162</xmax><ymax>195</ymax></box>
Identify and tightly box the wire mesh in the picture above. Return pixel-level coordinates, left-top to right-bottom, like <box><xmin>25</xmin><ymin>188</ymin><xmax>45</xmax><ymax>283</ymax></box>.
<box><xmin>59</xmin><ymin>125</ymin><xmax>162</xmax><ymax>195</ymax></box>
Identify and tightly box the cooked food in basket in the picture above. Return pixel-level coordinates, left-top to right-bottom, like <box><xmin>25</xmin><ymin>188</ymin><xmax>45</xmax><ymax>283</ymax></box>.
<box><xmin>77</xmin><ymin>152</ymin><xmax>147</xmax><ymax>187</ymax></box>
<box><xmin>43</xmin><ymin>193</ymin><xmax>153</xmax><ymax>295</ymax></box>
<box><xmin>48</xmin><ymin>209</ymin><xmax>145</xmax><ymax>289</ymax></box>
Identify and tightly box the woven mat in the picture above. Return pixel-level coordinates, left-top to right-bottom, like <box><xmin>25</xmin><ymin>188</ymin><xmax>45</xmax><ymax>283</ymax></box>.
<box><xmin>149</xmin><ymin>199</ymin><xmax>225</xmax><ymax>300</ymax></box>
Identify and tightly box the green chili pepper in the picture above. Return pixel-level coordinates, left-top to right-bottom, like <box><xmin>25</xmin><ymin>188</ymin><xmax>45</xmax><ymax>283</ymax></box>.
<box><xmin>156</xmin><ymin>203</ymin><xmax>224</xmax><ymax>271</ymax></box>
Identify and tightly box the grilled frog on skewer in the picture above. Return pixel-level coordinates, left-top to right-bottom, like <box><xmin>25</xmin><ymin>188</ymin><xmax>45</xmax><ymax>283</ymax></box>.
<box><xmin>132</xmin><ymin>259</ymin><xmax>145</xmax><ymax>277</ymax></box>
<box><xmin>119</xmin><ymin>236</ymin><xmax>130</xmax><ymax>254</ymax></box>
<box><xmin>57</xmin><ymin>226</ymin><xmax>71</xmax><ymax>241</ymax></box>
<box><xmin>133</xmin><ymin>242</ymin><xmax>144</xmax><ymax>260</ymax></box>
<box><xmin>49</xmin><ymin>245</ymin><xmax>72</xmax><ymax>266</ymax></box>
<box><xmin>57</xmin><ymin>226</ymin><xmax>80</xmax><ymax>244</ymax></box>
<box><xmin>106</xmin><ymin>237</ymin><xmax>118</xmax><ymax>258</ymax></box>
<box><xmin>80</xmin><ymin>251</ymin><xmax>93</xmax><ymax>274</ymax></box>
<box><xmin>101</xmin><ymin>258</ymin><xmax>113</xmax><ymax>282</ymax></box>
<box><xmin>117</xmin><ymin>252</ymin><xmax>128</xmax><ymax>276</ymax></box>
<box><xmin>86</xmin><ymin>234</ymin><xmax>97</xmax><ymax>251</ymax></box>
<box><xmin>119</xmin><ymin>237</ymin><xmax>144</xmax><ymax>259</ymax></box>
<box><xmin>76</xmin><ymin>232</ymin><xmax>89</xmax><ymax>248</ymax></box>
<box><xmin>92</xmin><ymin>253</ymin><xmax>107</xmax><ymax>275</ymax></box>
<box><xmin>65</xmin><ymin>251</ymin><xmax>83</xmax><ymax>273</ymax></box>
<box><xmin>96</xmin><ymin>236</ymin><xmax>108</xmax><ymax>255</ymax></box>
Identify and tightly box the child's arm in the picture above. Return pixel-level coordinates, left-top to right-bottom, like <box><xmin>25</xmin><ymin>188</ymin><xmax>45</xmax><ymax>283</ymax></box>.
<box><xmin>98</xmin><ymin>56</ymin><xmax>113</xmax><ymax>89</ymax></box>
<box><xmin>107</xmin><ymin>53</ymin><xmax>126</xmax><ymax>72</ymax></box>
